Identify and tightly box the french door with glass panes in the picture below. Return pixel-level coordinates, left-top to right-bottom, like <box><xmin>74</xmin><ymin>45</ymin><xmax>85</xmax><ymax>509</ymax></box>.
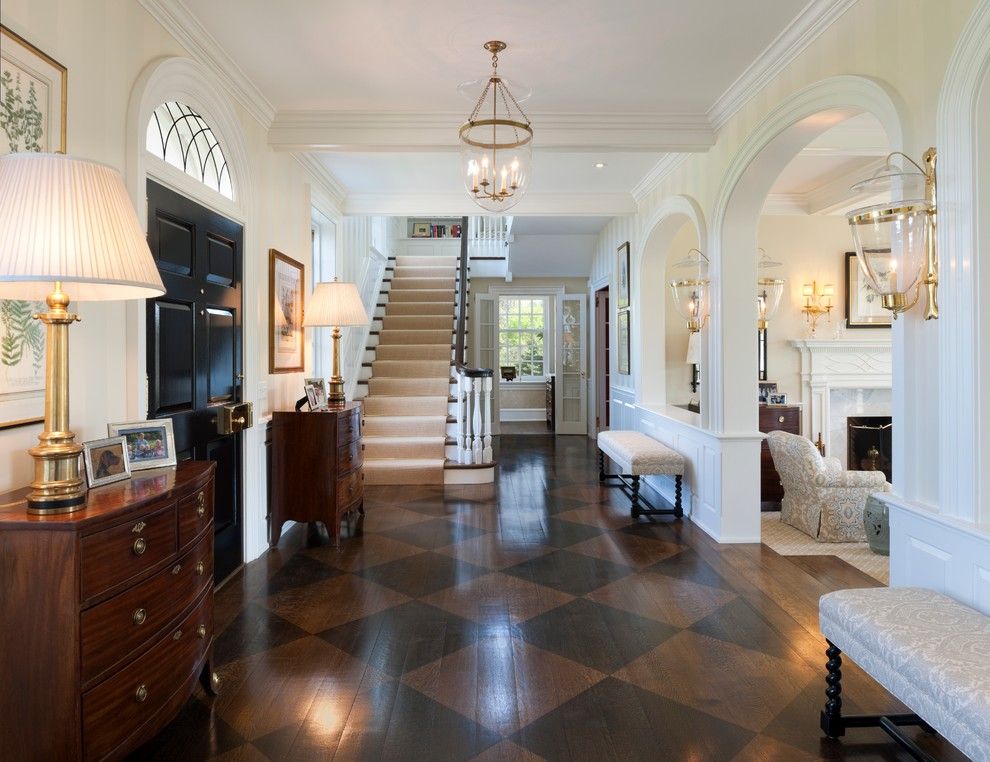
<box><xmin>555</xmin><ymin>294</ymin><xmax>587</xmax><ymax>434</ymax></box>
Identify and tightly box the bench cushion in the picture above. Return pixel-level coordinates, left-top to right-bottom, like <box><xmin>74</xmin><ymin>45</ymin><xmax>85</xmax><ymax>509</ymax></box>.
<box><xmin>820</xmin><ymin>587</ymin><xmax>990</xmax><ymax>761</ymax></box>
<box><xmin>598</xmin><ymin>431</ymin><xmax>685</xmax><ymax>476</ymax></box>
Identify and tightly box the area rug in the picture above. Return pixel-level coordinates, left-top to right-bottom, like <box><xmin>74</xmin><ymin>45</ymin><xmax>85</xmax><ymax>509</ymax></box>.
<box><xmin>761</xmin><ymin>512</ymin><xmax>889</xmax><ymax>585</ymax></box>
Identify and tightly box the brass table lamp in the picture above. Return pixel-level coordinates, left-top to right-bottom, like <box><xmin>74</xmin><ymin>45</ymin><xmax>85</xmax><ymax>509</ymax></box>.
<box><xmin>303</xmin><ymin>279</ymin><xmax>369</xmax><ymax>407</ymax></box>
<box><xmin>0</xmin><ymin>153</ymin><xmax>165</xmax><ymax>513</ymax></box>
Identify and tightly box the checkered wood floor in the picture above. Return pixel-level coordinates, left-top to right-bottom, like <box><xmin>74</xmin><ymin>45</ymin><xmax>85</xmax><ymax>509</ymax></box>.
<box><xmin>133</xmin><ymin>436</ymin><xmax>963</xmax><ymax>761</ymax></box>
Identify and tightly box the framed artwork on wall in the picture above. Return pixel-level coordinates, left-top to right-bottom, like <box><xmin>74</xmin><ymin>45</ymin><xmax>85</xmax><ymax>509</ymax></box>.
<box><xmin>269</xmin><ymin>249</ymin><xmax>305</xmax><ymax>373</ymax></box>
<box><xmin>0</xmin><ymin>26</ymin><xmax>68</xmax><ymax>429</ymax></box>
<box><xmin>845</xmin><ymin>251</ymin><xmax>892</xmax><ymax>328</ymax></box>
<box><xmin>617</xmin><ymin>308</ymin><xmax>631</xmax><ymax>375</ymax></box>
<box><xmin>616</xmin><ymin>241</ymin><xmax>631</xmax><ymax>309</ymax></box>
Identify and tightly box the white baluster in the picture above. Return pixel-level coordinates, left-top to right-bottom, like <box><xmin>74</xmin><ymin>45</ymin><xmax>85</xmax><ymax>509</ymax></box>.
<box><xmin>482</xmin><ymin>375</ymin><xmax>493</xmax><ymax>463</ymax></box>
<box><xmin>456</xmin><ymin>372</ymin><xmax>466</xmax><ymax>464</ymax></box>
<box><xmin>472</xmin><ymin>376</ymin><xmax>483</xmax><ymax>463</ymax></box>
<box><xmin>464</xmin><ymin>376</ymin><xmax>475</xmax><ymax>464</ymax></box>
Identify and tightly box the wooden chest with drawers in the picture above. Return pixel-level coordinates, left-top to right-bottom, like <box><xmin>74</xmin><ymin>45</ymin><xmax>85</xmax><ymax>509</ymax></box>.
<box><xmin>760</xmin><ymin>403</ymin><xmax>801</xmax><ymax>507</ymax></box>
<box><xmin>0</xmin><ymin>460</ymin><xmax>217</xmax><ymax>760</ymax></box>
<box><xmin>269</xmin><ymin>402</ymin><xmax>364</xmax><ymax>546</ymax></box>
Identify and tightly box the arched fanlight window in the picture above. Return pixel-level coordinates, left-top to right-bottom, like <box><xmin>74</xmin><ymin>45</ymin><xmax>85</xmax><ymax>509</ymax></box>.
<box><xmin>146</xmin><ymin>101</ymin><xmax>233</xmax><ymax>199</ymax></box>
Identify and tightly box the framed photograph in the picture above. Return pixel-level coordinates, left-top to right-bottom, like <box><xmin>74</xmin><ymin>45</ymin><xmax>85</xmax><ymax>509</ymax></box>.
<box><xmin>107</xmin><ymin>419</ymin><xmax>177</xmax><ymax>471</ymax></box>
<box><xmin>845</xmin><ymin>252</ymin><xmax>892</xmax><ymax>328</ymax></box>
<box><xmin>758</xmin><ymin>382</ymin><xmax>778</xmax><ymax>404</ymax></box>
<box><xmin>304</xmin><ymin>377</ymin><xmax>327</xmax><ymax>410</ymax></box>
<box><xmin>82</xmin><ymin>436</ymin><xmax>131</xmax><ymax>488</ymax></box>
<box><xmin>616</xmin><ymin>241</ymin><xmax>631</xmax><ymax>310</ymax></box>
<box><xmin>768</xmin><ymin>393</ymin><xmax>788</xmax><ymax>406</ymax></box>
<box><xmin>269</xmin><ymin>249</ymin><xmax>305</xmax><ymax>373</ymax></box>
<box><xmin>0</xmin><ymin>26</ymin><xmax>67</xmax><ymax>429</ymax></box>
<box><xmin>411</xmin><ymin>222</ymin><xmax>430</xmax><ymax>238</ymax></box>
<box><xmin>617</xmin><ymin>308</ymin><xmax>631</xmax><ymax>375</ymax></box>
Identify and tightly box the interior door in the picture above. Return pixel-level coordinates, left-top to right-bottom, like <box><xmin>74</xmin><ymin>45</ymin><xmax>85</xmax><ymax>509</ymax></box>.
<box><xmin>594</xmin><ymin>287</ymin><xmax>610</xmax><ymax>435</ymax></box>
<box><xmin>555</xmin><ymin>294</ymin><xmax>587</xmax><ymax>434</ymax></box>
<box><xmin>146</xmin><ymin>180</ymin><xmax>244</xmax><ymax>583</ymax></box>
<box><xmin>474</xmin><ymin>293</ymin><xmax>499</xmax><ymax>434</ymax></box>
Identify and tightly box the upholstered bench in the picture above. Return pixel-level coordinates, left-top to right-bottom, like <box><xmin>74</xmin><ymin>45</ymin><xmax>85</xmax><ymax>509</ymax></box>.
<box><xmin>597</xmin><ymin>430</ymin><xmax>685</xmax><ymax>518</ymax></box>
<box><xmin>819</xmin><ymin>586</ymin><xmax>990</xmax><ymax>761</ymax></box>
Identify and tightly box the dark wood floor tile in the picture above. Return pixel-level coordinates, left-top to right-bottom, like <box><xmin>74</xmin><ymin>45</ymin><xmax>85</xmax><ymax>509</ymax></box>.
<box><xmin>262</xmin><ymin>573</ymin><xmax>410</xmax><ymax>634</ymax></box>
<box><xmin>421</xmin><ymin>571</ymin><xmax>574</xmax><ymax>625</ymax></box>
<box><xmin>567</xmin><ymin>529</ymin><xmax>683</xmax><ymax>568</ymax></box>
<box><xmin>259</xmin><ymin>552</ymin><xmax>345</xmax><ymax>597</ymax></box>
<box><xmin>586</xmin><ymin>570</ymin><xmax>737</xmax><ymax>628</ymax></box>
<box><xmin>511</xmin><ymin>677</ymin><xmax>754</xmax><ymax>762</ymax></box>
<box><xmin>301</xmin><ymin>533</ymin><xmax>424</xmax><ymax>572</ymax></box>
<box><xmin>690</xmin><ymin>597</ymin><xmax>802</xmax><ymax>661</ymax></box>
<box><xmin>434</xmin><ymin>532</ymin><xmax>553</xmax><ymax>571</ymax></box>
<box><xmin>358</xmin><ymin>551</ymin><xmax>490</xmax><ymax>598</ymax></box>
<box><xmin>319</xmin><ymin>601</ymin><xmax>481</xmax><ymax>678</ymax></box>
<box><xmin>127</xmin><ymin>697</ymin><xmax>245</xmax><ymax>760</ymax></box>
<box><xmin>379</xmin><ymin>516</ymin><xmax>491</xmax><ymax>550</ymax></box>
<box><xmin>645</xmin><ymin>546</ymin><xmax>736</xmax><ymax>591</ymax></box>
<box><xmin>501</xmin><ymin>549</ymin><xmax>634</xmax><ymax>597</ymax></box>
<box><xmin>514</xmin><ymin>597</ymin><xmax>678</xmax><ymax>674</ymax></box>
<box><xmin>213</xmin><ymin>603</ymin><xmax>310</xmax><ymax>666</ymax></box>
<box><xmin>469</xmin><ymin>739</ymin><xmax>548</xmax><ymax>761</ymax></box>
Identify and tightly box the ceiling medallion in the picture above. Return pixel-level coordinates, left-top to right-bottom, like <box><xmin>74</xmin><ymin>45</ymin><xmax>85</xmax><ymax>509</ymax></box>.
<box><xmin>459</xmin><ymin>41</ymin><xmax>533</xmax><ymax>212</ymax></box>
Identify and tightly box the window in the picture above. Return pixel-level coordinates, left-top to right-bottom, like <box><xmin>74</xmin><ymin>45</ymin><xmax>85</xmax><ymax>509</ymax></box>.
<box><xmin>498</xmin><ymin>297</ymin><xmax>549</xmax><ymax>380</ymax></box>
<box><xmin>146</xmin><ymin>101</ymin><xmax>233</xmax><ymax>199</ymax></box>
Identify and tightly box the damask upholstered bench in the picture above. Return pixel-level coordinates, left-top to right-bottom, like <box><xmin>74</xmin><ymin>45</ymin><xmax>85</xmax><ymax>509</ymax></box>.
<box><xmin>819</xmin><ymin>586</ymin><xmax>990</xmax><ymax>762</ymax></box>
<box><xmin>597</xmin><ymin>430</ymin><xmax>685</xmax><ymax>518</ymax></box>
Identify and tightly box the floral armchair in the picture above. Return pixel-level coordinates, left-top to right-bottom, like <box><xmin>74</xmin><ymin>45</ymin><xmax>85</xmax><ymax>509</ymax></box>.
<box><xmin>766</xmin><ymin>430</ymin><xmax>890</xmax><ymax>542</ymax></box>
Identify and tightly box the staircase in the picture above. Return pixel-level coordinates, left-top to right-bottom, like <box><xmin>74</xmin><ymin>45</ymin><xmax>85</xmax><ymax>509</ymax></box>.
<box><xmin>360</xmin><ymin>255</ymin><xmax>457</xmax><ymax>485</ymax></box>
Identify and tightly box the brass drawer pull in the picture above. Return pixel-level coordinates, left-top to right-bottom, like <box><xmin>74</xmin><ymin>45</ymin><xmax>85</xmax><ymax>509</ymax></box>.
<box><xmin>196</xmin><ymin>491</ymin><xmax>206</xmax><ymax>517</ymax></box>
<box><xmin>778</xmin><ymin>416</ymin><xmax>785</xmax><ymax>423</ymax></box>
<box><xmin>196</xmin><ymin>624</ymin><xmax>207</xmax><ymax>639</ymax></box>
<box><xmin>173</xmin><ymin>629</ymin><xmax>183</xmax><ymax>640</ymax></box>
<box><xmin>133</xmin><ymin>537</ymin><xmax>147</xmax><ymax>556</ymax></box>
<box><xmin>195</xmin><ymin>561</ymin><xmax>205</xmax><ymax>576</ymax></box>
<box><xmin>171</xmin><ymin>563</ymin><xmax>182</xmax><ymax>575</ymax></box>
<box><xmin>132</xmin><ymin>608</ymin><xmax>147</xmax><ymax>626</ymax></box>
<box><xmin>135</xmin><ymin>684</ymin><xmax>148</xmax><ymax>703</ymax></box>
<box><xmin>132</xmin><ymin>521</ymin><xmax>146</xmax><ymax>534</ymax></box>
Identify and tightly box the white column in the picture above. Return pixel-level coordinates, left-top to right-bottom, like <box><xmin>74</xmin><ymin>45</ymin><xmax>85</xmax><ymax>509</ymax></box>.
<box><xmin>472</xmin><ymin>377</ymin><xmax>483</xmax><ymax>463</ymax></box>
<box><xmin>482</xmin><ymin>375</ymin><xmax>493</xmax><ymax>463</ymax></box>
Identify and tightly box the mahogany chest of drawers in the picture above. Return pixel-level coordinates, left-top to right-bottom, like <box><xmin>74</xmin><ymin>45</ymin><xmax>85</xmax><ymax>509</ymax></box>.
<box><xmin>269</xmin><ymin>402</ymin><xmax>364</xmax><ymax>546</ymax></box>
<box><xmin>760</xmin><ymin>404</ymin><xmax>801</xmax><ymax>507</ymax></box>
<box><xmin>0</xmin><ymin>460</ymin><xmax>217</xmax><ymax>760</ymax></box>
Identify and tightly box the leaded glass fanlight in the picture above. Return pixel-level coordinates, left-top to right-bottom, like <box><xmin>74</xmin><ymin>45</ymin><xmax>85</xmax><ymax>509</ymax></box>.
<box><xmin>146</xmin><ymin>102</ymin><xmax>232</xmax><ymax>199</ymax></box>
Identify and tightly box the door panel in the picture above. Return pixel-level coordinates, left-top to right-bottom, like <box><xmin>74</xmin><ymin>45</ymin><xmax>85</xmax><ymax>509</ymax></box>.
<box><xmin>146</xmin><ymin>180</ymin><xmax>244</xmax><ymax>583</ymax></box>
<box><xmin>556</xmin><ymin>295</ymin><xmax>587</xmax><ymax>435</ymax></box>
<box><xmin>595</xmin><ymin>288</ymin><xmax>610</xmax><ymax>435</ymax></box>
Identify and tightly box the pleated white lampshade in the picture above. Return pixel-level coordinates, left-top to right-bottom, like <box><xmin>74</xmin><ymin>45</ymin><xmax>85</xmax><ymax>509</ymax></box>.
<box><xmin>0</xmin><ymin>153</ymin><xmax>165</xmax><ymax>301</ymax></box>
<box><xmin>304</xmin><ymin>280</ymin><xmax>368</xmax><ymax>327</ymax></box>
<box><xmin>685</xmin><ymin>331</ymin><xmax>701</xmax><ymax>365</ymax></box>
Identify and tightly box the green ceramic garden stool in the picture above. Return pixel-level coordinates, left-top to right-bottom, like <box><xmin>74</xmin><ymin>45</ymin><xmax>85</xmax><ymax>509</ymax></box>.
<box><xmin>863</xmin><ymin>495</ymin><xmax>889</xmax><ymax>555</ymax></box>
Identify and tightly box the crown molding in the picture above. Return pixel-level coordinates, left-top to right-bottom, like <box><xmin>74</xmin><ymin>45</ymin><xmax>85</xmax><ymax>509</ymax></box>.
<box><xmin>268</xmin><ymin>111</ymin><xmax>714</xmax><ymax>152</ymax></box>
<box><xmin>761</xmin><ymin>193</ymin><xmax>809</xmax><ymax>215</ymax></box>
<box><xmin>293</xmin><ymin>153</ymin><xmax>347</xmax><ymax>211</ymax></box>
<box><xmin>707</xmin><ymin>0</ymin><xmax>858</xmax><ymax>131</ymax></box>
<box><xmin>139</xmin><ymin>0</ymin><xmax>276</xmax><ymax>127</ymax></box>
<box><xmin>343</xmin><ymin>192</ymin><xmax>636</xmax><ymax>217</ymax></box>
<box><xmin>630</xmin><ymin>153</ymin><xmax>690</xmax><ymax>203</ymax></box>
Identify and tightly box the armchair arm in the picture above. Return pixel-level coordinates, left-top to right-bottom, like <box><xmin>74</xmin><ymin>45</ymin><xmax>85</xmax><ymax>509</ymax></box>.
<box><xmin>826</xmin><ymin>470</ymin><xmax>889</xmax><ymax>489</ymax></box>
<box><xmin>822</xmin><ymin>457</ymin><xmax>843</xmax><ymax>478</ymax></box>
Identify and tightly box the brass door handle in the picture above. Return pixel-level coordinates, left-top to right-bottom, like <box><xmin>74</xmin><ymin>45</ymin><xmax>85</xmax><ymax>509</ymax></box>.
<box><xmin>135</xmin><ymin>684</ymin><xmax>148</xmax><ymax>703</ymax></box>
<box><xmin>132</xmin><ymin>608</ymin><xmax>147</xmax><ymax>626</ymax></box>
<box><xmin>133</xmin><ymin>538</ymin><xmax>147</xmax><ymax>556</ymax></box>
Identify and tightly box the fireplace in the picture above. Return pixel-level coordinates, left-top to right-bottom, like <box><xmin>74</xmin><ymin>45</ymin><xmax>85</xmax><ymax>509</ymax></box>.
<box><xmin>847</xmin><ymin>416</ymin><xmax>892</xmax><ymax>482</ymax></box>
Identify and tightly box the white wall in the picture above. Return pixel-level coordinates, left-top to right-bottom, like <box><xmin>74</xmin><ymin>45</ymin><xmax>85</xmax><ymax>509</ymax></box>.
<box><xmin>508</xmin><ymin>234</ymin><xmax>597</xmax><ymax>278</ymax></box>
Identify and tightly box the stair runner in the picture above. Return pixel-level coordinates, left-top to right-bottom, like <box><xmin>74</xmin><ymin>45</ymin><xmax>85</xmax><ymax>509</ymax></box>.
<box><xmin>362</xmin><ymin>255</ymin><xmax>457</xmax><ymax>485</ymax></box>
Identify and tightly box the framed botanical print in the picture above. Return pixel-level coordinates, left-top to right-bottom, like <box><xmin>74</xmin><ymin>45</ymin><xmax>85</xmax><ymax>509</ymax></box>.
<box><xmin>617</xmin><ymin>308</ymin><xmax>631</xmax><ymax>375</ymax></box>
<box><xmin>269</xmin><ymin>249</ymin><xmax>305</xmax><ymax>373</ymax></box>
<box><xmin>616</xmin><ymin>241</ymin><xmax>631</xmax><ymax>310</ymax></box>
<box><xmin>0</xmin><ymin>26</ymin><xmax>67</xmax><ymax>428</ymax></box>
<box><xmin>845</xmin><ymin>252</ymin><xmax>892</xmax><ymax>328</ymax></box>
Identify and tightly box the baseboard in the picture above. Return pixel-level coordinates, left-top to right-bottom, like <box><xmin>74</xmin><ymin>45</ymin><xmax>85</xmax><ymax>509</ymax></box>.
<box><xmin>500</xmin><ymin>408</ymin><xmax>546</xmax><ymax>422</ymax></box>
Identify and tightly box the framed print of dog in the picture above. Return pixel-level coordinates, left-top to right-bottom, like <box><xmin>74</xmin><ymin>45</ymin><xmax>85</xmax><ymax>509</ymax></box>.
<box><xmin>83</xmin><ymin>436</ymin><xmax>131</xmax><ymax>488</ymax></box>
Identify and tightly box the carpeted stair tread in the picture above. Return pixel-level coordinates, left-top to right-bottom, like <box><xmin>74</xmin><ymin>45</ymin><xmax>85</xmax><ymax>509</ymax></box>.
<box><xmin>393</xmin><ymin>266</ymin><xmax>457</xmax><ymax>279</ymax></box>
<box><xmin>377</xmin><ymin>329</ymin><xmax>453</xmax><ymax>344</ymax></box>
<box><xmin>388</xmin><ymin>277</ymin><xmax>456</xmax><ymax>290</ymax></box>
<box><xmin>395</xmin><ymin>255</ymin><xmax>457</xmax><ymax>267</ymax></box>
<box><xmin>372</xmin><ymin>359</ymin><xmax>452</xmax><ymax>377</ymax></box>
<box><xmin>362</xmin><ymin>415</ymin><xmax>448</xmax><ymax>437</ymax></box>
<box><xmin>383</xmin><ymin>302</ymin><xmax>455</xmax><ymax>316</ymax></box>
<box><xmin>364</xmin><ymin>459</ymin><xmax>446</xmax><ymax>485</ymax></box>
<box><xmin>374</xmin><ymin>344</ymin><xmax>452</xmax><ymax>361</ymax></box>
<box><xmin>381</xmin><ymin>315</ymin><xmax>453</xmax><ymax>330</ymax></box>
<box><xmin>364</xmin><ymin>437</ymin><xmax>446</xmax><ymax>459</ymax></box>
<box><xmin>362</xmin><ymin>396</ymin><xmax>449</xmax><ymax>416</ymax></box>
<box><xmin>368</xmin><ymin>377</ymin><xmax>451</xmax><ymax>396</ymax></box>
<box><xmin>386</xmin><ymin>289</ymin><xmax>458</xmax><ymax>303</ymax></box>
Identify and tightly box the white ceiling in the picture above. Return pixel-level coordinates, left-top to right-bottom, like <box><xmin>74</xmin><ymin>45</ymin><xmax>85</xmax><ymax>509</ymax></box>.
<box><xmin>180</xmin><ymin>0</ymin><xmax>808</xmax><ymax>114</ymax></box>
<box><xmin>511</xmin><ymin>216</ymin><xmax>612</xmax><ymax>235</ymax></box>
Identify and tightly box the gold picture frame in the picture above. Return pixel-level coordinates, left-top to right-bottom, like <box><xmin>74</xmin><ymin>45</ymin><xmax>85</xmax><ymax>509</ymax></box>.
<box><xmin>616</xmin><ymin>241</ymin><xmax>631</xmax><ymax>310</ymax></box>
<box><xmin>268</xmin><ymin>249</ymin><xmax>305</xmax><ymax>373</ymax></box>
<box><xmin>0</xmin><ymin>25</ymin><xmax>68</xmax><ymax>429</ymax></box>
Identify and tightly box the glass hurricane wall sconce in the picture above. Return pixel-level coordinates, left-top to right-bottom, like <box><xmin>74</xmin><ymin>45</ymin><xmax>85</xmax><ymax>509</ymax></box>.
<box><xmin>668</xmin><ymin>248</ymin><xmax>710</xmax><ymax>333</ymax></box>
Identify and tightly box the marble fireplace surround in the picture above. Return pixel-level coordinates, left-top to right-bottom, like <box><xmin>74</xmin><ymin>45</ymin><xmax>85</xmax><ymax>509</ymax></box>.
<box><xmin>790</xmin><ymin>339</ymin><xmax>892</xmax><ymax>462</ymax></box>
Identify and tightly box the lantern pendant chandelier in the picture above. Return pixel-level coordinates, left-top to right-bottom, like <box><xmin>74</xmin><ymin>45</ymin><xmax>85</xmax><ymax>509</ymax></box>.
<box><xmin>668</xmin><ymin>248</ymin><xmax>710</xmax><ymax>333</ymax></box>
<box><xmin>756</xmin><ymin>248</ymin><xmax>785</xmax><ymax>331</ymax></box>
<box><xmin>459</xmin><ymin>41</ymin><xmax>534</xmax><ymax>212</ymax></box>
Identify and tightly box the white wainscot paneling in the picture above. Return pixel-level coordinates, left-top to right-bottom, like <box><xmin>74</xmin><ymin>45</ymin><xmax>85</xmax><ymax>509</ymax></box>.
<box><xmin>888</xmin><ymin>496</ymin><xmax>990</xmax><ymax>616</ymax></box>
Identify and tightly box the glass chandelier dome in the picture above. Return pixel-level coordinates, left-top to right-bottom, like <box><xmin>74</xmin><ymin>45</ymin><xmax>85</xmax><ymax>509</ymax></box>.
<box><xmin>459</xmin><ymin>41</ymin><xmax>533</xmax><ymax>213</ymax></box>
<box><xmin>846</xmin><ymin>152</ymin><xmax>934</xmax><ymax>317</ymax></box>
<box><xmin>668</xmin><ymin>248</ymin><xmax>710</xmax><ymax>333</ymax></box>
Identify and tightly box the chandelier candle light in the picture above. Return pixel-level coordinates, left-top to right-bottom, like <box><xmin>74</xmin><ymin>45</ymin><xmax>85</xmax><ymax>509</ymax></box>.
<box><xmin>459</xmin><ymin>41</ymin><xmax>533</xmax><ymax>212</ymax></box>
<box><xmin>0</xmin><ymin>153</ymin><xmax>165</xmax><ymax>513</ymax></box>
<box><xmin>668</xmin><ymin>248</ymin><xmax>710</xmax><ymax>333</ymax></box>
<box><xmin>303</xmin><ymin>279</ymin><xmax>369</xmax><ymax>408</ymax></box>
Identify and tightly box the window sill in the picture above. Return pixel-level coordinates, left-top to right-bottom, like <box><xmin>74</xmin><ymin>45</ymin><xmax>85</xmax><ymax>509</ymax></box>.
<box><xmin>500</xmin><ymin>379</ymin><xmax>547</xmax><ymax>390</ymax></box>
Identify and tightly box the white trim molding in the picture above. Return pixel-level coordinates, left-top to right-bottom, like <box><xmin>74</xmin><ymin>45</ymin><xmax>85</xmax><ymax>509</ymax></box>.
<box><xmin>343</xmin><ymin>192</ymin><xmax>636</xmax><ymax>217</ymax></box>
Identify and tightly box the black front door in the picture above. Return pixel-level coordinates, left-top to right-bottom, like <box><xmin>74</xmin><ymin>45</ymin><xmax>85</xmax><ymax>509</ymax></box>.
<box><xmin>146</xmin><ymin>180</ymin><xmax>244</xmax><ymax>583</ymax></box>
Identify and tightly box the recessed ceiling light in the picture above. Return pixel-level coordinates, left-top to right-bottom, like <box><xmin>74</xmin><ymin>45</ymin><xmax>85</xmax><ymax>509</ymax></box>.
<box><xmin>594</xmin><ymin>162</ymin><xmax>606</xmax><ymax>169</ymax></box>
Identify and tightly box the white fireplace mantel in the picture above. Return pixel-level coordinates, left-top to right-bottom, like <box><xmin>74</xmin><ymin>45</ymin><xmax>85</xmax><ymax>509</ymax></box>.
<box><xmin>789</xmin><ymin>339</ymin><xmax>892</xmax><ymax>455</ymax></box>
